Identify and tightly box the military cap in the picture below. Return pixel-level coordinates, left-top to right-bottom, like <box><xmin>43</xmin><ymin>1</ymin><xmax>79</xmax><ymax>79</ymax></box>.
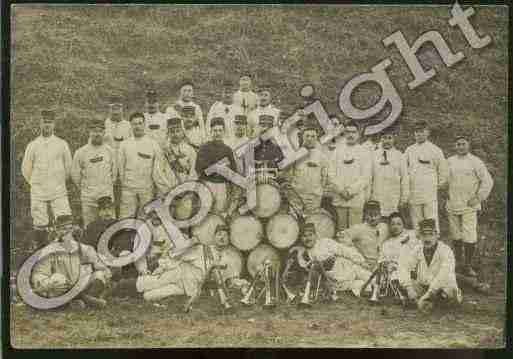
<box><xmin>146</xmin><ymin>89</ymin><xmax>158</xmax><ymax>104</ymax></box>
<box><xmin>210</xmin><ymin>117</ymin><xmax>225</xmax><ymax>128</ymax></box>
<box><xmin>364</xmin><ymin>200</ymin><xmax>381</xmax><ymax>213</ymax></box>
<box><xmin>414</xmin><ymin>120</ymin><xmax>429</xmax><ymax>130</ymax></box>
<box><xmin>381</xmin><ymin>123</ymin><xmax>399</xmax><ymax>136</ymax></box>
<box><xmin>55</xmin><ymin>215</ymin><xmax>73</xmax><ymax>227</ymax></box>
<box><xmin>215</xmin><ymin>224</ymin><xmax>230</xmax><ymax>234</ymax></box>
<box><xmin>182</xmin><ymin>105</ymin><xmax>196</xmax><ymax>118</ymax></box>
<box><xmin>344</xmin><ymin>120</ymin><xmax>361</xmax><ymax>131</ymax></box>
<box><xmin>258</xmin><ymin>114</ymin><xmax>274</xmax><ymax>126</ymax></box>
<box><xmin>41</xmin><ymin>110</ymin><xmax>56</xmax><ymax>122</ymax></box>
<box><xmin>222</xmin><ymin>80</ymin><xmax>234</xmax><ymax>88</ymax></box>
<box><xmin>97</xmin><ymin>196</ymin><xmax>113</xmax><ymax>210</ymax></box>
<box><xmin>239</xmin><ymin>73</ymin><xmax>252</xmax><ymax>80</ymax></box>
<box><xmin>303</xmin><ymin>114</ymin><xmax>321</xmax><ymax>132</ymax></box>
<box><xmin>302</xmin><ymin>222</ymin><xmax>316</xmax><ymax>233</ymax></box>
<box><xmin>419</xmin><ymin>219</ymin><xmax>436</xmax><ymax>234</ymax></box>
<box><xmin>257</xmin><ymin>85</ymin><xmax>272</xmax><ymax>93</ymax></box>
<box><xmin>179</xmin><ymin>79</ymin><xmax>194</xmax><ymax>89</ymax></box>
<box><xmin>167</xmin><ymin>116</ymin><xmax>182</xmax><ymax>128</ymax></box>
<box><xmin>454</xmin><ymin>132</ymin><xmax>471</xmax><ymax>142</ymax></box>
<box><xmin>88</xmin><ymin>118</ymin><xmax>105</xmax><ymax>130</ymax></box>
<box><xmin>234</xmin><ymin>114</ymin><xmax>248</xmax><ymax>124</ymax></box>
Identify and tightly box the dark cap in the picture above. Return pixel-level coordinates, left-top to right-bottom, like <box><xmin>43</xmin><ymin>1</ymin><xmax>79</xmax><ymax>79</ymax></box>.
<box><xmin>41</xmin><ymin>110</ymin><xmax>56</xmax><ymax>122</ymax></box>
<box><xmin>258</xmin><ymin>114</ymin><xmax>274</xmax><ymax>126</ymax></box>
<box><xmin>234</xmin><ymin>115</ymin><xmax>247</xmax><ymax>124</ymax></box>
<box><xmin>302</xmin><ymin>222</ymin><xmax>316</xmax><ymax>234</ymax></box>
<box><xmin>303</xmin><ymin>114</ymin><xmax>321</xmax><ymax>132</ymax></box>
<box><xmin>88</xmin><ymin>118</ymin><xmax>105</xmax><ymax>130</ymax></box>
<box><xmin>381</xmin><ymin>123</ymin><xmax>399</xmax><ymax>136</ymax></box>
<box><xmin>364</xmin><ymin>200</ymin><xmax>381</xmax><ymax>213</ymax></box>
<box><xmin>222</xmin><ymin>80</ymin><xmax>234</xmax><ymax>88</ymax></box>
<box><xmin>55</xmin><ymin>215</ymin><xmax>73</xmax><ymax>227</ymax></box>
<box><xmin>345</xmin><ymin>120</ymin><xmax>360</xmax><ymax>131</ymax></box>
<box><xmin>454</xmin><ymin>132</ymin><xmax>471</xmax><ymax>142</ymax></box>
<box><xmin>419</xmin><ymin>219</ymin><xmax>436</xmax><ymax>234</ymax></box>
<box><xmin>146</xmin><ymin>89</ymin><xmax>158</xmax><ymax>104</ymax></box>
<box><xmin>210</xmin><ymin>117</ymin><xmax>225</xmax><ymax>128</ymax></box>
<box><xmin>97</xmin><ymin>196</ymin><xmax>113</xmax><ymax>210</ymax></box>
<box><xmin>182</xmin><ymin>105</ymin><xmax>196</xmax><ymax>118</ymax></box>
<box><xmin>257</xmin><ymin>85</ymin><xmax>271</xmax><ymax>93</ymax></box>
<box><xmin>215</xmin><ymin>224</ymin><xmax>229</xmax><ymax>234</ymax></box>
<box><xmin>129</xmin><ymin>112</ymin><xmax>145</xmax><ymax>122</ymax></box>
<box><xmin>414</xmin><ymin>120</ymin><xmax>428</xmax><ymax>131</ymax></box>
<box><xmin>179</xmin><ymin>79</ymin><xmax>194</xmax><ymax>89</ymax></box>
<box><xmin>167</xmin><ymin>117</ymin><xmax>182</xmax><ymax>128</ymax></box>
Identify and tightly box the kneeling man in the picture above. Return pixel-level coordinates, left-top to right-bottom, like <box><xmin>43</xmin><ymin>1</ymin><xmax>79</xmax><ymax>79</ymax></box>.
<box><xmin>398</xmin><ymin>218</ymin><xmax>462</xmax><ymax>311</ymax></box>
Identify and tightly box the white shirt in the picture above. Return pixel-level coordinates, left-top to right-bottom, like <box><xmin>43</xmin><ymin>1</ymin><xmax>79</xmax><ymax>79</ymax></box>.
<box><xmin>328</xmin><ymin>143</ymin><xmax>372</xmax><ymax>208</ymax></box>
<box><xmin>104</xmin><ymin>118</ymin><xmax>132</xmax><ymax>150</ymax></box>
<box><xmin>22</xmin><ymin>135</ymin><xmax>72</xmax><ymax>201</ymax></box>
<box><xmin>248</xmin><ymin>104</ymin><xmax>280</xmax><ymax>136</ymax></box>
<box><xmin>169</xmin><ymin>100</ymin><xmax>205</xmax><ymax>147</ymax></box>
<box><xmin>405</xmin><ymin>141</ymin><xmax>448</xmax><ymax>205</ymax></box>
<box><xmin>118</xmin><ymin>135</ymin><xmax>162</xmax><ymax>191</ymax></box>
<box><xmin>379</xmin><ymin>229</ymin><xmax>420</xmax><ymax>264</ymax></box>
<box><xmin>233</xmin><ymin>90</ymin><xmax>258</xmax><ymax>115</ymax></box>
<box><xmin>371</xmin><ymin>147</ymin><xmax>409</xmax><ymax>216</ymax></box>
<box><xmin>144</xmin><ymin>111</ymin><xmax>168</xmax><ymax>148</ymax></box>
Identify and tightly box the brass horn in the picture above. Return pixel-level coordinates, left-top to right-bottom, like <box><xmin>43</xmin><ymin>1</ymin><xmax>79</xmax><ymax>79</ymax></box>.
<box><xmin>262</xmin><ymin>260</ymin><xmax>277</xmax><ymax>309</ymax></box>
<box><xmin>282</xmin><ymin>283</ymin><xmax>297</xmax><ymax>303</ymax></box>
<box><xmin>298</xmin><ymin>263</ymin><xmax>314</xmax><ymax>308</ymax></box>
<box><xmin>240</xmin><ymin>269</ymin><xmax>262</xmax><ymax>306</ymax></box>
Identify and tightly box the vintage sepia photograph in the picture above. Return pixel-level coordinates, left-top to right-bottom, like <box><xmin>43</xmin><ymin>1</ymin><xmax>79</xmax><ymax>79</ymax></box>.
<box><xmin>7</xmin><ymin>3</ymin><xmax>509</xmax><ymax>349</ymax></box>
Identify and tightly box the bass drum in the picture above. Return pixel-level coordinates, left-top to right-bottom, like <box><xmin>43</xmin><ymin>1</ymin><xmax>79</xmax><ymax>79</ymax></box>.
<box><xmin>230</xmin><ymin>215</ymin><xmax>263</xmax><ymax>251</ymax></box>
<box><xmin>252</xmin><ymin>184</ymin><xmax>282</xmax><ymax>218</ymax></box>
<box><xmin>305</xmin><ymin>210</ymin><xmax>336</xmax><ymax>240</ymax></box>
<box><xmin>191</xmin><ymin>214</ymin><xmax>225</xmax><ymax>245</ymax></box>
<box><xmin>266</xmin><ymin>213</ymin><xmax>300</xmax><ymax>249</ymax></box>
<box><xmin>219</xmin><ymin>245</ymin><xmax>244</xmax><ymax>281</ymax></box>
<box><xmin>246</xmin><ymin>244</ymin><xmax>281</xmax><ymax>278</ymax></box>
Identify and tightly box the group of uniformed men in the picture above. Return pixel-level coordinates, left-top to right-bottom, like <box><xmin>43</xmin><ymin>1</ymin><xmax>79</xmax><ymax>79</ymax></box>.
<box><xmin>21</xmin><ymin>74</ymin><xmax>494</xmax><ymax>312</ymax></box>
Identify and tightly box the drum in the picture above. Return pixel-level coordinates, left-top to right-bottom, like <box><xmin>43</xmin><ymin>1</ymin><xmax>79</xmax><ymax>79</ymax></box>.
<box><xmin>255</xmin><ymin>160</ymin><xmax>278</xmax><ymax>184</ymax></box>
<box><xmin>191</xmin><ymin>214</ymin><xmax>225</xmax><ymax>245</ymax></box>
<box><xmin>253</xmin><ymin>184</ymin><xmax>282</xmax><ymax>218</ymax></box>
<box><xmin>266</xmin><ymin>213</ymin><xmax>300</xmax><ymax>249</ymax></box>
<box><xmin>229</xmin><ymin>215</ymin><xmax>263</xmax><ymax>251</ymax></box>
<box><xmin>246</xmin><ymin>244</ymin><xmax>281</xmax><ymax>278</ymax></box>
<box><xmin>219</xmin><ymin>245</ymin><xmax>244</xmax><ymax>280</ymax></box>
<box><xmin>305</xmin><ymin>211</ymin><xmax>335</xmax><ymax>240</ymax></box>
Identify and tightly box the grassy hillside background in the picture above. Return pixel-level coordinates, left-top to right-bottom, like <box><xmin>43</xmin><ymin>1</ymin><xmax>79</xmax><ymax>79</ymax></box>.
<box><xmin>10</xmin><ymin>5</ymin><xmax>508</xmax><ymax>242</ymax></box>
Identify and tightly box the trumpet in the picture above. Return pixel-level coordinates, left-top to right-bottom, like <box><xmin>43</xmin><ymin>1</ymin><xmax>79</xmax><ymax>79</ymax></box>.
<box><xmin>205</xmin><ymin>245</ymin><xmax>233</xmax><ymax>311</ymax></box>
<box><xmin>281</xmin><ymin>255</ymin><xmax>297</xmax><ymax>303</ymax></box>
<box><xmin>263</xmin><ymin>259</ymin><xmax>277</xmax><ymax>309</ymax></box>
<box><xmin>240</xmin><ymin>270</ymin><xmax>261</xmax><ymax>306</ymax></box>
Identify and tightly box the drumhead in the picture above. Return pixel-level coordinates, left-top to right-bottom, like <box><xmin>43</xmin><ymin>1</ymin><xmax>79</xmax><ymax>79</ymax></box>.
<box><xmin>246</xmin><ymin>244</ymin><xmax>281</xmax><ymax>278</ymax></box>
<box><xmin>191</xmin><ymin>214</ymin><xmax>225</xmax><ymax>245</ymax></box>
<box><xmin>219</xmin><ymin>245</ymin><xmax>244</xmax><ymax>280</ymax></box>
<box><xmin>229</xmin><ymin>215</ymin><xmax>263</xmax><ymax>251</ymax></box>
<box><xmin>305</xmin><ymin>211</ymin><xmax>335</xmax><ymax>240</ymax></box>
<box><xmin>253</xmin><ymin>184</ymin><xmax>282</xmax><ymax>218</ymax></box>
<box><xmin>266</xmin><ymin>213</ymin><xmax>299</xmax><ymax>249</ymax></box>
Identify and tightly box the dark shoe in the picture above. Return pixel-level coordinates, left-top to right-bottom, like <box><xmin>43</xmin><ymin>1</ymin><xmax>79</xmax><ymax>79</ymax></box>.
<box><xmin>464</xmin><ymin>266</ymin><xmax>478</xmax><ymax>277</ymax></box>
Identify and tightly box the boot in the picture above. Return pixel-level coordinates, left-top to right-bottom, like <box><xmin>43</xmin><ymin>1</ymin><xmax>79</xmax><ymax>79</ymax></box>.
<box><xmin>452</xmin><ymin>241</ymin><xmax>463</xmax><ymax>273</ymax></box>
<box><xmin>463</xmin><ymin>243</ymin><xmax>477</xmax><ymax>277</ymax></box>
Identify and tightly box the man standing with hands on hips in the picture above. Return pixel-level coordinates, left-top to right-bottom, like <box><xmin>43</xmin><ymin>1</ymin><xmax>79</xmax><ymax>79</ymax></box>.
<box><xmin>446</xmin><ymin>133</ymin><xmax>493</xmax><ymax>277</ymax></box>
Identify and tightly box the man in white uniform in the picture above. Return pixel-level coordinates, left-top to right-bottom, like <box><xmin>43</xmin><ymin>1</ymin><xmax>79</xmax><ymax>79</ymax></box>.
<box><xmin>327</xmin><ymin>121</ymin><xmax>372</xmax><ymax>231</ymax></box>
<box><xmin>226</xmin><ymin>114</ymin><xmax>250</xmax><ymax>150</ymax></box>
<box><xmin>31</xmin><ymin>215</ymin><xmax>112</xmax><ymax>309</ymax></box>
<box><xmin>233</xmin><ymin>74</ymin><xmax>258</xmax><ymax>115</ymax></box>
<box><xmin>379</xmin><ymin>212</ymin><xmax>420</xmax><ymax>266</ymax></box>
<box><xmin>447</xmin><ymin>134</ymin><xmax>493</xmax><ymax>277</ymax></box>
<box><xmin>71</xmin><ymin>118</ymin><xmax>117</xmax><ymax>227</ymax></box>
<box><xmin>118</xmin><ymin>112</ymin><xmax>163</xmax><ymax>218</ymax></box>
<box><xmin>143</xmin><ymin>89</ymin><xmax>167</xmax><ymax>148</ymax></box>
<box><xmin>22</xmin><ymin>110</ymin><xmax>73</xmax><ymax>239</ymax></box>
<box><xmin>104</xmin><ymin>98</ymin><xmax>132</xmax><ymax>150</ymax></box>
<box><xmin>284</xmin><ymin>119</ymin><xmax>330</xmax><ymax>216</ymax></box>
<box><xmin>207</xmin><ymin>80</ymin><xmax>243</xmax><ymax>140</ymax></box>
<box><xmin>371</xmin><ymin>126</ymin><xmax>409</xmax><ymax>219</ymax></box>
<box><xmin>398</xmin><ymin>219</ymin><xmax>462</xmax><ymax>311</ymax></box>
<box><xmin>405</xmin><ymin>120</ymin><xmax>448</xmax><ymax>232</ymax></box>
<box><xmin>167</xmin><ymin>81</ymin><xmax>205</xmax><ymax>148</ymax></box>
<box><xmin>248</xmin><ymin>85</ymin><xmax>280</xmax><ymax>137</ymax></box>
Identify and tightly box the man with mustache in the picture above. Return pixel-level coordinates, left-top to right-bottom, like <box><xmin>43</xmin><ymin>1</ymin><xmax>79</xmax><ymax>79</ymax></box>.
<box><xmin>446</xmin><ymin>133</ymin><xmax>493</xmax><ymax>277</ymax></box>
<box><xmin>327</xmin><ymin>120</ymin><xmax>372</xmax><ymax>231</ymax></box>
<box><xmin>71</xmin><ymin>118</ymin><xmax>117</xmax><ymax>227</ymax></box>
<box><xmin>370</xmin><ymin>125</ymin><xmax>409</xmax><ymax>219</ymax></box>
<box><xmin>398</xmin><ymin>218</ymin><xmax>462</xmax><ymax>311</ymax></box>
<box><xmin>118</xmin><ymin>112</ymin><xmax>163</xmax><ymax>218</ymax></box>
<box><xmin>22</xmin><ymin>110</ymin><xmax>73</xmax><ymax>249</ymax></box>
<box><xmin>405</xmin><ymin>120</ymin><xmax>448</xmax><ymax>233</ymax></box>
